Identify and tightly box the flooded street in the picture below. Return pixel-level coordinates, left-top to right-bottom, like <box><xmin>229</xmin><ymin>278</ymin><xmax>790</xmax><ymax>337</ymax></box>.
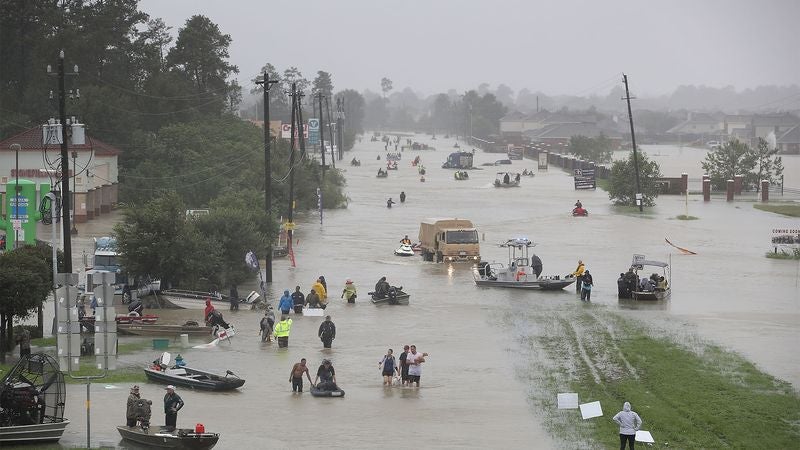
<box><xmin>41</xmin><ymin>134</ymin><xmax>799</xmax><ymax>449</ymax></box>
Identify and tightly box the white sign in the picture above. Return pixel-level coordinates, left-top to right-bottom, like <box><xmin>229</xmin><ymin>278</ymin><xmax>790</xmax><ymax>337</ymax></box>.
<box><xmin>579</xmin><ymin>401</ymin><xmax>603</xmax><ymax>419</ymax></box>
<box><xmin>557</xmin><ymin>393</ymin><xmax>579</xmax><ymax>409</ymax></box>
<box><xmin>635</xmin><ymin>430</ymin><xmax>654</xmax><ymax>443</ymax></box>
<box><xmin>281</xmin><ymin>123</ymin><xmax>292</xmax><ymax>139</ymax></box>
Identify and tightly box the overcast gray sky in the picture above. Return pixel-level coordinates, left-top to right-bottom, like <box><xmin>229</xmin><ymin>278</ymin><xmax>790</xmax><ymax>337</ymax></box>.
<box><xmin>138</xmin><ymin>0</ymin><xmax>800</xmax><ymax>97</ymax></box>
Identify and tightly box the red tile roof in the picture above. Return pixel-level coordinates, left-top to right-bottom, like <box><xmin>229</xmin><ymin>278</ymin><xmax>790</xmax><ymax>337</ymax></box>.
<box><xmin>0</xmin><ymin>126</ymin><xmax>121</xmax><ymax>156</ymax></box>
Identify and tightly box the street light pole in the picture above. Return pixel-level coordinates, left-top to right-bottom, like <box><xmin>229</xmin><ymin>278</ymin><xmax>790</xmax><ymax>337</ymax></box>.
<box><xmin>11</xmin><ymin>143</ymin><xmax>20</xmax><ymax>249</ymax></box>
<box><xmin>255</xmin><ymin>71</ymin><xmax>277</xmax><ymax>283</ymax></box>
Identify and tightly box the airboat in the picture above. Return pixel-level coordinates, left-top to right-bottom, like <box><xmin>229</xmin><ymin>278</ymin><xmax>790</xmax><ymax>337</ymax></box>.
<box><xmin>473</xmin><ymin>238</ymin><xmax>575</xmax><ymax>290</ymax></box>
<box><xmin>0</xmin><ymin>353</ymin><xmax>69</xmax><ymax>444</ymax></box>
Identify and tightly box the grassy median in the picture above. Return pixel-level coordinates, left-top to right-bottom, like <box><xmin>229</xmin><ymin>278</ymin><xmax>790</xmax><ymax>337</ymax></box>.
<box><xmin>508</xmin><ymin>306</ymin><xmax>800</xmax><ymax>448</ymax></box>
<box><xmin>754</xmin><ymin>203</ymin><xmax>800</xmax><ymax>217</ymax></box>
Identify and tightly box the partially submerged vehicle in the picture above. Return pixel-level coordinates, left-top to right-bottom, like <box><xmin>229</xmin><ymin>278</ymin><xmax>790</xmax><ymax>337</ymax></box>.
<box><xmin>441</xmin><ymin>151</ymin><xmax>474</xmax><ymax>169</ymax></box>
<box><xmin>418</xmin><ymin>218</ymin><xmax>480</xmax><ymax>263</ymax></box>
<box><xmin>473</xmin><ymin>238</ymin><xmax>575</xmax><ymax>290</ymax></box>
<box><xmin>0</xmin><ymin>354</ymin><xmax>69</xmax><ymax>444</ymax></box>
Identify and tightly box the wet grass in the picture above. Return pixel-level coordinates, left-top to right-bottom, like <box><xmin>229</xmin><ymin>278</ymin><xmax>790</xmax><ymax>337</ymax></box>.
<box><xmin>766</xmin><ymin>250</ymin><xmax>800</xmax><ymax>260</ymax></box>
<box><xmin>63</xmin><ymin>365</ymin><xmax>146</xmax><ymax>384</ymax></box>
<box><xmin>674</xmin><ymin>214</ymin><xmax>699</xmax><ymax>220</ymax></box>
<box><xmin>754</xmin><ymin>203</ymin><xmax>800</xmax><ymax>217</ymax></box>
<box><xmin>509</xmin><ymin>307</ymin><xmax>800</xmax><ymax>449</ymax></box>
<box><xmin>32</xmin><ymin>336</ymin><xmax>57</xmax><ymax>346</ymax></box>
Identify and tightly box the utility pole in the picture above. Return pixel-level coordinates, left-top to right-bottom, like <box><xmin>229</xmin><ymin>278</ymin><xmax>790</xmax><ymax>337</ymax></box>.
<box><xmin>255</xmin><ymin>71</ymin><xmax>278</xmax><ymax>283</ymax></box>
<box><xmin>56</xmin><ymin>51</ymin><xmax>75</xmax><ymax>271</ymax></box>
<box><xmin>336</xmin><ymin>98</ymin><xmax>344</xmax><ymax>161</ymax></box>
<box><xmin>287</xmin><ymin>83</ymin><xmax>298</xmax><ymax>252</ymax></box>
<box><xmin>622</xmin><ymin>73</ymin><xmax>643</xmax><ymax>212</ymax></box>
<box><xmin>325</xmin><ymin>96</ymin><xmax>336</xmax><ymax>168</ymax></box>
<box><xmin>317</xmin><ymin>93</ymin><xmax>326</xmax><ymax>225</ymax></box>
<box><xmin>297</xmin><ymin>91</ymin><xmax>306</xmax><ymax>161</ymax></box>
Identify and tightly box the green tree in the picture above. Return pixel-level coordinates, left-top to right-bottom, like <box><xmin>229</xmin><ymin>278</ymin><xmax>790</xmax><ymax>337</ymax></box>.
<box><xmin>334</xmin><ymin>89</ymin><xmax>365</xmax><ymax>150</ymax></box>
<box><xmin>608</xmin><ymin>151</ymin><xmax>663</xmax><ymax>206</ymax></box>
<box><xmin>381</xmin><ymin>77</ymin><xmax>393</xmax><ymax>98</ymax></box>
<box><xmin>701</xmin><ymin>140</ymin><xmax>756</xmax><ymax>190</ymax></box>
<box><xmin>282</xmin><ymin>66</ymin><xmax>309</xmax><ymax>94</ymax></box>
<box><xmin>167</xmin><ymin>15</ymin><xmax>240</xmax><ymax>113</ymax></box>
<box><xmin>312</xmin><ymin>71</ymin><xmax>334</xmax><ymax>98</ymax></box>
<box><xmin>250</xmin><ymin>63</ymin><xmax>290</xmax><ymax>121</ymax></box>
<box><xmin>0</xmin><ymin>249</ymin><xmax>51</xmax><ymax>351</ymax></box>
<box><xmin>568</xmin><ymin>134</ymin><xmax>613</xmax><ymax>163</ymax></box>
<box><xmin>114</xmin><ymin>191</ymin><xmax>208</xmax><ymax>289</ymax></box>
<box><xmin>752</xmin><ymin>137</ymin><xmax>784</xmax><ymax>190</ymax></box>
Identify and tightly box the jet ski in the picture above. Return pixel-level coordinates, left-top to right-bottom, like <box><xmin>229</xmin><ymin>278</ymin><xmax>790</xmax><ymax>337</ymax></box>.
<box><xmin>394</xmin><ymin>244</ymin><xmax>414</xmax><ymax>257</ymax></box>
<box><xmin>572</xmin><ymin>207</ymin><xmax>589</xmax><ymax>217</ymax></box>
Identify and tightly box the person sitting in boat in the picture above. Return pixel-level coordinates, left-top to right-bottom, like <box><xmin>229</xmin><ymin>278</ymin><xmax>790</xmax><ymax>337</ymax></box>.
<box><xmin>575</xmin><ymin>200</ymin><xmax>583</xmax><ymax>209</ymax></box>
<box><xmin>401</xmin><ymin>235</ymin><xmax>412</xmax><ymax>245</ymax></box>
<box><xmin>314</xmin><ymin>359</ymin><xmax>339</xmax><ymax>391</ymax></box>
<box><xmin>503</xmin><ymin>173</ymin><xmax>510</xmax><ymax>184</ymax></box>
<box><xmin>656</xmin><ymin>276</ymin><xmax>668</xmax><ymax>291</ymax></box>
<box><xmin>206</xmin><ymin>307</ymin><xmax>230</xmax><ymax>332</ymax></box>
<box><xmin>374</xmin><ymin>277</ymin><xmax>390</xmax><ymax>298</ymax></box>
<box><xmin>174</xmin><ymin>354</ymin><xmax>186</xmax><ymax>367</ymax></box>
<box><xmin>128</xmin><ymin>298</ymin><xmax>144</xmax><ymax>316</ymax></box>
<box><xmin>639</xmin><ymin>277</ymin><xmax>655</xmax><ymax>292</ymax></box>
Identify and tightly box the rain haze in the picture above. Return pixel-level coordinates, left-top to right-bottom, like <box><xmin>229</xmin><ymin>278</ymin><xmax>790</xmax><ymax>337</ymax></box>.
<box><xmin>138</xmin><ymin>0</ymin><xmax>800</xmax><ymax>97</ymax></box>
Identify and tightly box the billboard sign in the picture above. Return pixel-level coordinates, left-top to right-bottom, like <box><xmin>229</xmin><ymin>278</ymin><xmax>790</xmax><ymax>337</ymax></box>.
<box><xmin>573</xmin><ymin>168</ymin><xmax>596</xmax><ymax>190</ymax></box>
<box><xmin>308</xmin><ymin>118</ymin><xmax>320</xmax><ymax>146</ymax></box>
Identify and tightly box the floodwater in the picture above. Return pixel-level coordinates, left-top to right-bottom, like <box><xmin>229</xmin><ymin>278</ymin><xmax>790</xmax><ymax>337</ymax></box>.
<box><xmin>21</xmin><ymin>135</ymin><xmax>800</xmax><ymax>449</ymax></box>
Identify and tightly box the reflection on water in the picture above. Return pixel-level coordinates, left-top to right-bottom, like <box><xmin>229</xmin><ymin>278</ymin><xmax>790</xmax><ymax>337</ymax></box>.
<box><xmin>22</xmin><ymin>134</ymin><xmax>799</xmax><ymax>449</ymax></box>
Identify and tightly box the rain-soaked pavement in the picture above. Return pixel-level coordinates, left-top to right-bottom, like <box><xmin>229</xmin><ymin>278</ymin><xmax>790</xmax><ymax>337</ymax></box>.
<box><xmin>21</xmin><ymin>134</ymin><xmax>800</xmax><ymax>449</ymax></box>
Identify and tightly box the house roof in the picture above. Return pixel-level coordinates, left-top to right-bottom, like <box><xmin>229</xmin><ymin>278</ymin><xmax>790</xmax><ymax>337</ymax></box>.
<box><xmin>0</xmin><ymin>126</ymin><xmax>121</xmax><ymax>156</ymax></box>
<box><xmin>525</xmin><ymin>122</ymin><xmax>621</xmax><ymax>139</ymax></box>
<box><xmin>752</xmin><ymin>113</ymin><xmax>800</xmax><ymax>127</ymax></box>
<box><xmin>777</xmin><ymin>124</ymin><xmax>800</xmax><ymax>144</ymax></box>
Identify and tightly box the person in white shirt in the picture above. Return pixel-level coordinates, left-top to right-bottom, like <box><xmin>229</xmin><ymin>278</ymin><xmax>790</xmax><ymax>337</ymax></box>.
<box><xmin>405</xmin><ymin>345</ymin><xmax>429</xmax><ymax>387</ymax></box>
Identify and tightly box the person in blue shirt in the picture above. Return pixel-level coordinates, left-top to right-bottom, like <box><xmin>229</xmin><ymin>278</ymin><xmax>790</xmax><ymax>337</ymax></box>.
<box><xmin>278</xmin><ymin>290</ymin><xmax>293</xmax><ymax>315</ymax></box>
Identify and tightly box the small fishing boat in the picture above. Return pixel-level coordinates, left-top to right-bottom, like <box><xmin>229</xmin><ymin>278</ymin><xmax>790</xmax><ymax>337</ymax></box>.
<box><xmin>144</xmin><ymin>354</ymin><xmax>245</xmax><ymax>391</ymax></box>
<box><xmin>473</xmin><ymin>238</ymin><xmax>575</xmax><ymax>290</ymax></box>
<box><xmin>310</xmin><ymin>386</ymin><xmax>345</xmax><ymax>397</ymax></box>
<box><xmin>626</xmin><ymin>255</ymin><xmax>672</xmax><ymax>301</ymax></box>
<box><xmin>369</xmin><ymin>288</ymin><xmax>410</xmax><ymax>305</ymax></box>
<box><xmin>494</xmin><ymin>172</ymin><xmax>521</xmax><ymax>187</ymax></box>
<box><xmin>159</xmin><ymin>290</ymin><xmax>229</xmax><ymax>310</ymax></box>
<box><xmin>394</xmin><ymin>244</ymin><xmax>415</xmax><ymax>257</ymax></box>
<box><xmin>118</xmin><ymin>323</ymin><xmax>212</xmax><ymax>336</ymax></box>
<box><xmin>117</xmin><ymin>426</ymin><xmax>219</xmax><ymax>449</ymax></box>
<box><xmin>0</xmin><ymin>354</ymin><xmax>70</xmax><ymax>444</ymax></box>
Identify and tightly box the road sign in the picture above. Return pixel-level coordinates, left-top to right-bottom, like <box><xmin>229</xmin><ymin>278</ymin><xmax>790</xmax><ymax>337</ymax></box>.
<box><xmin>308</xmin><ymin>118</ymin><xmax>320</xmax><ymax>145</ymax></box>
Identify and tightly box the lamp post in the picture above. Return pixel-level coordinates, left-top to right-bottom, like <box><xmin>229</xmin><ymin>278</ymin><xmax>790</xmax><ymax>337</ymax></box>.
<box><xmin>11</xmin><ymin>143</ymin><xmax>20</xmax><ymax>249</ymax></box>
<box><xmin>71</xmin><ymin>151</ymin><xmax>78</xmax><ymax>234</ymax></box>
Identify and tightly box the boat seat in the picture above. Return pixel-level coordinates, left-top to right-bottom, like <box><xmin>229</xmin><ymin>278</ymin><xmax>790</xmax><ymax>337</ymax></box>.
<box><xmin>166</xmin><ymin>368</ymin><xmax>187</xmax><ymax>375</ymax></box>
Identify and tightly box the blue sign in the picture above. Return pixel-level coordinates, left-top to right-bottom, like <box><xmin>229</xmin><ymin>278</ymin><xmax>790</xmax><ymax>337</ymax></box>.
<box><xmin>308</xmin><ymin>118</ymin><xmax>320</xmax><ymax>146</ymax></box>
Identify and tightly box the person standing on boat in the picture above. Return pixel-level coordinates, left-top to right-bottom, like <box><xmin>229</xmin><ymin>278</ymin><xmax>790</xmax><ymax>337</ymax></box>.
<box><xmin>374</xmin><ymin>277</ymin><xmax>390</xmax><ymax>299</ymax></box>
<box><xmin>571</xmin><ymin>260</ymin><xmax>586</xmax><ymax>292</ymax></box>
<box><xmin>342</xmin><ymin>279</ymin><xmax>357</xmax><ymax>303</ymax></box>
<box><xmin>126</xmin><ymin>385</ymin><xmax>142</xmax><ymax>427</ymax></box>
<box><xmin>612</xmin><ymin>401</ymin><xmax>642</xmax><ymax>450</ymax></box>
<box><xmin>318</xmin><ymin>315</ymin><xmax>336</xmax><ymax>348</ymax></box>
<box><xmin>291</xmin><ymin>286</ymin><xmax>305</xmax><ymax>313</ymax></box>
<box><xmin>289</xmin><ymin>358</ymin><xmax>314</xmax><ymax>393</ymax></box>
<box><xmin>274</xmin><ymin>315</ymin><xmax>293</xmax><ymax>348</ymax></box>
<box><xmin>580</xmin><ymin>270</ymin><xmax>594</xmax><ymax>302</ymax></box>
<box><xmin>279</xmin><ymin>290</ymin><xmax>293</xmax><ymax>315</ymax></box>
<box><xmin>162</xmin><ymin>385</ymin><xmax>184</xmax><ymax>432</ymax></box>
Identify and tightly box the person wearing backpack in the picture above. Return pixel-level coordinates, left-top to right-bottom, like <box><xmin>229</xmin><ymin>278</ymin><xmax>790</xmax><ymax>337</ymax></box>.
<box><xmin>318</xmin><ymin>315</ymin><xmax>336</xmax><ymax>348</ymax></box>
<box><xmin>379</xmin><ymin>349</ymin><xmax>399</xmax><ymax>386</ymax></box>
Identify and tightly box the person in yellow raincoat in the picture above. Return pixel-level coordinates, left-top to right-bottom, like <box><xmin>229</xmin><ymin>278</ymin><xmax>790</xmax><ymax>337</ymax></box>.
<box><xmin>570</xmin><ymin>260</ymin><xmax>585</xmax><ymax>293</ymax></box>
<box><xmin>341</xmin><ymin>279</ymin><xmax>357</xmax><ymax>303</ymax></box>
<box><xmin>313</xmin><ymin>278</ymin><xmax>328</xmax><ymax>309</ymax></box>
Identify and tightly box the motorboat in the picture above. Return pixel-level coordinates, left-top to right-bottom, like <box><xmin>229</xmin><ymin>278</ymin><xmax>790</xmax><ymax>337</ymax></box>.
<box><xmin>310</xmin><ymin>385</ymin><xmax>345</xmax><ymax>397</ymax></box>
<box><xmin>624</xmin><ymin>255</ymin><xmax>672</xmax><ymax>301</ymax></box>
<box><xmin>159</xmin><ymin>290</ymin><xmax>255</xmax><ymax>310</ymax></box>
<box><xmin>117</xmin><ymin>426</ymin><xmax>219</xmax><ymax>449</ymax></box>
<box><xmin>394</xmin><ymin>244</ymin><xmax>415</xmax><ymax>257</ymax></box>
<box><xmin>473</xmin><ymin>238</ymin><xmax>575</xmax><ymax>290</ymax></box>
<box><xmin>572</xmin><ymin>207</ymin><xmax>589</xmax><ymax>217</ymax></box>
<box><xmin>369</xmin><ymin>287</ymin><xmax>410</xmax><ymax>305</ymax></box>
<box><xmin>0</xmin><ymin>354</ymin><xmax>69</xmax><ymax>444</ymax></box>
<box><xmin>494</xmin><ymin>172</ymin><xmax>521</xmax><ymax>187</ymax></box>
<box><xmin>118</xmin><ymin>322</ymin><xmax>212</xmax><ymax>336</ymax></box>
<box><xmin>144</xmin><ymin>353</ymin><xmax>245</xmax><ymax>391</ymax></box>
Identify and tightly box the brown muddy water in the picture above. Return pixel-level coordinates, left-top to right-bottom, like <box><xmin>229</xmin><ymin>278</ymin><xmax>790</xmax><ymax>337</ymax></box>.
<box><xmin>19</xmin><ymin>135</ymin><xmax>800</xmax><ymax>449</ymax></box>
